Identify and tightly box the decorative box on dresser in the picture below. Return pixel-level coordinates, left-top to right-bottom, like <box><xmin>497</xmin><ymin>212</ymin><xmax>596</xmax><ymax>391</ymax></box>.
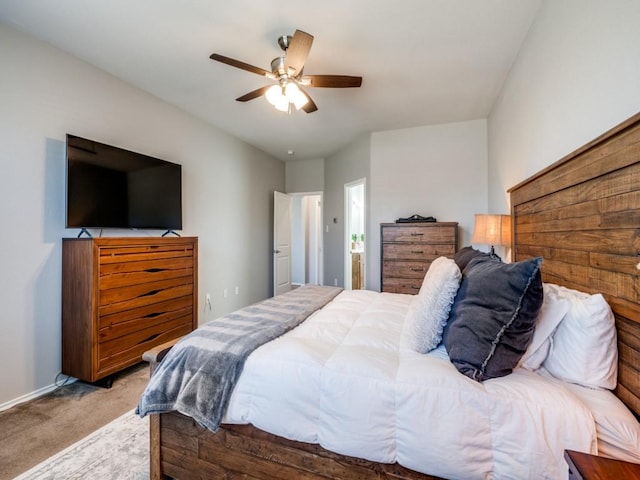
<box><xmin>380</xmin><ymin>222</ymin><xmax>458</xmax><ymax>294</ymax></box>
<box><xmin>62</xmin><ymin>236</ymin><xmax>198</xmax><ymax>384</ymax></box>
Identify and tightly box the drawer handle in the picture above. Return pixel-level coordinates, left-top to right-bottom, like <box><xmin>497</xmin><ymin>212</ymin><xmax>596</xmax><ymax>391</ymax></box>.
<box><xmin>411</xmin><ymin>285</ymin><xmax>420</xmax><ymax>289</ymax></box>
<box><xmin>141</xmin><ymin>289</ymin><xmax>161</xmax><ymax>298</ymax></box>
<box><xmin>410</xmin><ymin>267</ymin><xmax>425</xmax><ymax>272</ymax></box>
<box><xmin>143</xmin><ymin>312</ymin><xmax>163</xmax><ymax>318</ymax></box>
<box><xmin>145</xmin><ymin>268</ymin><xmax>167</xmax><ymax>273</ymax></box>
<box><xmin>411</xmin><ymin>250</ymin><xmax>424</xmax><ymax>254</ymax></box>
<box><xmin>410</xmin><ymin>233</ymin><xmax>424</xmax><ymax>236</ymax></box>
<box><xmin>139</xmin><ymin>333</ymin><xmax>161</xmax><ymax>345</ymax></box>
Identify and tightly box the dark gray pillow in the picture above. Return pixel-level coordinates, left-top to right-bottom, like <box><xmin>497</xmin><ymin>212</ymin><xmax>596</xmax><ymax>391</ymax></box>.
<box><xmin>453</xmin><ymin>246</ymin><xmax>493</xmax><ymax>271</ymax></box>
<box><xmin>443</xmin><ymin>256</ymin><xmax>543</xmax><ymax>382</ymax></box>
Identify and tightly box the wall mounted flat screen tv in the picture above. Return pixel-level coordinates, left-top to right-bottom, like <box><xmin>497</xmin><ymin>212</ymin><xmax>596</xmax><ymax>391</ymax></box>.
<box><xmin>66</xmin><ymin>134</ymin><xmax>182</xmax><ymax>230</ymax></box>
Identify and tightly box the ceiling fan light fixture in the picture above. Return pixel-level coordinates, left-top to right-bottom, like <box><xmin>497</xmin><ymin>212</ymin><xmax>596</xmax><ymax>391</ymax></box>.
<box><xmin>265</xmin><ymin>82</ymin><xmax>308</xmax><ymax>112</ymax></box>
<box><xmin>265</xmin><ymin>84</ymin><xmax>289</xmax><ymax>111</ymax></box>
<box><xmin>211</xmin><ymin>29</ymin><xmax>362</xmax><ymax>114</ymax></box>
<box><xmin>285</xmin><ymin>83</ymin><xmax>309</xmax><ymax>110</ymax></box>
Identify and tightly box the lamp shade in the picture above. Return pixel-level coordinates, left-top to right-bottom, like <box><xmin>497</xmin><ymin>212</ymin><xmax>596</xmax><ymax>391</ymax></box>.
<box><xmin>472</xmin><ymin>214</ymin><xmax>512</xmax><ymax>247</ymax></box>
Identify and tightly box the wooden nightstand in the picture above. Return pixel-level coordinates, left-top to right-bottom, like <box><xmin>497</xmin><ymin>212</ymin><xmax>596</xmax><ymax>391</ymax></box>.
<box><xmin>565</xmin><ymin>450</ymin><xmax>640</xmax><ymax>479</ymax></box>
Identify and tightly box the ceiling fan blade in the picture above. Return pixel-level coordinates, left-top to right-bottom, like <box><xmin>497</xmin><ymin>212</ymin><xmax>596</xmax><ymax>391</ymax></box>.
<box><xmin>304</xmin><ymin>75</ymin><xmax>362</xmax><ymax>88</ymax></box>
<box><xmin>210</xmin><ymin>53</ymin><xmax>270</xmax><ymax>77</ymax></box>
<box><xmin>284</xmin><ymin>30</ymin><xmax>314</xmax><ymax>76</ymax></box>
<box><xmin>299</xmin><ymin>87</ymin><xmax>318</xmax><ymax>113</ymax></box>
<box><xmin>235</xmin><ymin>85</ymin><xmax>271</xmax><ymax>102</ymax></box>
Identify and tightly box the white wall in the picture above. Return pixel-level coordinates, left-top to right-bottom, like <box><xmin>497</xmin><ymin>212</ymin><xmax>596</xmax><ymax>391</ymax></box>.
<box><xmin>488</xmin><ymin>0</ymin><xmax>640</xmax><ymax>211</ymax></box>
<box><xmin>286</xmin><ymin>159</ymin><xmax>325</xmax><ymax>286</ymax></box>
<box><xmin>323</xmin><ymin>135</ymin><xmax>371</xmax><ymax>288</ymax></box>
<box><xmin>369</xmin><ymin>120</ymin><xmax>488</xmax><ymax>290</ymax></box>
<box><xmin>285</xmin><ymin>158</ymin><xmax>325</xmax><ymax>193</ymax></box>
<box><xmin>0</xmin><ymin>24</ymin><xmax>284</xmax><ymax>408</ymax></box>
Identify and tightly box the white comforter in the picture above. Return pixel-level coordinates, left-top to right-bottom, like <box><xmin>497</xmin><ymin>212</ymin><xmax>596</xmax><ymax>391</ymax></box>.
<box><xmin>223</xmin><ymin>290</ymin><xmax>597</xmax><ymax>479</ymax></box>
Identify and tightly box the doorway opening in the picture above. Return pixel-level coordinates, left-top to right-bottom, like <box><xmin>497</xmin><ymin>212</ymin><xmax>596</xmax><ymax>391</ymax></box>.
<box><xmin>344</xmin><ymin>179</ymin><xmax>366</xmax><ymax>290</ymax></box>
<box><xmin>291</xmin><ymin>193</ymin><xmax>323</xmax><ymax>287</ymax></box>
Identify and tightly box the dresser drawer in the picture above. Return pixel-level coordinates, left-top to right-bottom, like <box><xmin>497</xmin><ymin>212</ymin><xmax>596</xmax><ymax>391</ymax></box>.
<box><xmin>382</xmin><ymin>260</ymin><xmax>429</xmax><ymax>279</ymax></box>
<box><xmin>100</xmin><ymin>257</ymin><xmax>194</xmax><ymax>289</ymax></box>
<box><xmin>99</xmin><ymin>296</ymin><xmax>193</xmax><ymax>340</ymax></box>
<box><xmin>99</xmin><ymin>243</ymin><xmax>195</xmax><ymax>263</ymax></box>
<box><xmin>383</xmin><ymin>243</ymin><xmax>455</xmax><ymax>261</ymax></box>
<box><xmin>382</xmin><ymin>277</ymin><xmax>423</xmax><ymax>295</ymax></box>
<box><xmin>97</xmin><ymin>318</ymin><xmax>193</xmax><ymax>376</ymax></box>
<box><xmin>382</xmin><ymin>225</ymin><xmax>456</xmax><ymax>243</ymax></box>
<box><xmin>99</xmin><ymin>275</ymin><xmax>193</xmax><ymax>315</ymax></box>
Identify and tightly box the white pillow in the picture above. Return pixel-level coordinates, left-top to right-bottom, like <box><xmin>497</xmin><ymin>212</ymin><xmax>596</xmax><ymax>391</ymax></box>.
<box><xmin>403</xmin><ymin>256</ymin><xmax>461</xmax><ymax>353</ymax></box>
<box><xmin>542</xmin><ymin>283</ymin><xmax>618</xmax><ymax>390</ymax></box>
<box><xmin>518</xmin><ymin>290</ymin><xmax>569</xmax><ymax>371</ymax></box>
<box><xmin>564</xmin><ymin>382</ymin><xmax>640</xmax><ymax>463</ymax></box>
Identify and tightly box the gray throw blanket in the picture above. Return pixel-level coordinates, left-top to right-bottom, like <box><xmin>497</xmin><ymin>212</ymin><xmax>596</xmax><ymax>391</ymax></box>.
<box><xmin>136</xmin><ymin>284</ymin><xmax>342</xmax><ymax>432</ymax></box>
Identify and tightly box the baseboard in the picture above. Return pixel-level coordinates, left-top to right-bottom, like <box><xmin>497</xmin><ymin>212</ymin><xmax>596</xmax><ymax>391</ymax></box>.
<box><xmin>0</xmin><ymin>376</ymin><xmax>77</xmax><ymax>412</ymax></box>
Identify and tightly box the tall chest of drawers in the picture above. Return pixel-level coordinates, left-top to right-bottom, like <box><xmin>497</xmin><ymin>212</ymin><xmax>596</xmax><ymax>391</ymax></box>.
<box><xmin>380</xmin><ymin>222</ymin><xmax>458</xmax><ymax>294</ymax></box>
<box><xmin>62</xmin><ymin>236</ymin><xmax>198</xmax><ymax>383</ymax></box>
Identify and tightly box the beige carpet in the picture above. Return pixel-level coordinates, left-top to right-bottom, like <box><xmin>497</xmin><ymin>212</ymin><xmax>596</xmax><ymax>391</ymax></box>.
<box><xmin>0</xmin><ymin>363</ymin><xmax>150</xmax><ymax>480</ymax></box>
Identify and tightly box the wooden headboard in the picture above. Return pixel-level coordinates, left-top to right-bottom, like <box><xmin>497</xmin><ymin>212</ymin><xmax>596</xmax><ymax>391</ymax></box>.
<box><xmin>509</xmin><ymin>112</ymin><xmax>640</xmax><ymax>418</ymax></box>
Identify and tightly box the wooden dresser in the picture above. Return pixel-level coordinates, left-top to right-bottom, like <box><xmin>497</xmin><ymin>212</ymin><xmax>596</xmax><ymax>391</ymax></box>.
<box><xmin>62</xmin><ymin>236</ymin><xmax>198</xmax><ymax>383</ymax></box>
<box><xmin>380</xmin><ymin>222</ymin><xmax>457</xmax><ymax>294</ymax></box>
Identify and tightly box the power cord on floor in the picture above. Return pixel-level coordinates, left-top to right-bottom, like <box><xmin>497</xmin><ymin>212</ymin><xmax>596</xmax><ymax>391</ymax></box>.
<box><xmin>53</xmin><ymin>371</ymin><xmax>75</xmax><ymax>389</ymax></box>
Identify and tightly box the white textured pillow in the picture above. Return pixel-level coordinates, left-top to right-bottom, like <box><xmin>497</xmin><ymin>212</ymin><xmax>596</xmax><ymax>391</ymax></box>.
<box><xmin>542</xmin><ymin>283</ymin><xmax>618</xmax><ymax>390</ymax></box>
<box><xmin>403</xmin><ymin>256</ymin><xmax>461</xmax><ymax>353</ymax></box>
<box><xmin>518</xmin><ymin>290</ymin><xmax>569</xmax><ymax>371</ymax></box>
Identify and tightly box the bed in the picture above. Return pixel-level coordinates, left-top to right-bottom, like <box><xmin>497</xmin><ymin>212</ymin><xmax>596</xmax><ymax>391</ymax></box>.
<box><xmin>138</xmin><ymin>111</ymin><xmax>640</xmax><ymax>480</ymax></box>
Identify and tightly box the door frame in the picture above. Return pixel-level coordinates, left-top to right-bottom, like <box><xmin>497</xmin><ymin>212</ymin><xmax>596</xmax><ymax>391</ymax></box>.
<box><xmin>344</xmin><ymin>178</ymin><xmax>366</xmax><ymax>290</ymax></box>
<box><xmin>290</xmin><ymin>192</ymin><xmax>323</xmax><ymax>286</ymax></box>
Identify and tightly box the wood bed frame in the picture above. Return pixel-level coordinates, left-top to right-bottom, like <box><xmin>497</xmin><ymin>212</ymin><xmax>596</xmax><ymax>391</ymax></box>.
<box><xmin>144</xmin><ymin>112</ymin><xmax>640</xmax><ymax>479</ymax></box>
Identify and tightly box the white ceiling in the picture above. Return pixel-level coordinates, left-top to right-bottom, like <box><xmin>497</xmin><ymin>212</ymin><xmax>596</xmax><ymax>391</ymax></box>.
<box><xmin>0</xmin><ymin>0</ymin><xmax>541</xmax><ymax>162</ymax></box>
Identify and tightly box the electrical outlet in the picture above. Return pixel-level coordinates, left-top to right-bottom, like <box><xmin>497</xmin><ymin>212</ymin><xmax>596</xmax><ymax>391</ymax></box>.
<box><xmin>205</xmin><ymin>293</ymin><xmax>212</xmax><ymax>310</ymax></box>
<box><xmin>223</xmin><ymin>288</ymin><xmax>228</xmax><ymax>298</ymax></box>
<box><xmin>235</xmin><ymin>286</ymin><xmax>239</xmax><ymax>295</ymax></box>
<box><xmin>334</xmin><ymin>278</ymin><xmax>338</xmax><ymax>286</ymax></box>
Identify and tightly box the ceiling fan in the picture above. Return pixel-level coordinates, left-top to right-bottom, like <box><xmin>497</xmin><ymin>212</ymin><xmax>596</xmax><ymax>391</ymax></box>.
<box><xmin>210</xmin><ymin>29</ymin><xmax>362</xmax><ymax>114</ymax></box>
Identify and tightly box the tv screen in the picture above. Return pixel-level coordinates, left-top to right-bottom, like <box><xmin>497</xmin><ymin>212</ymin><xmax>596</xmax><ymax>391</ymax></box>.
<box><xmin>66</xmin><ymin>134</ymin><xmax>182</xmax><ymax>230</ymax></box>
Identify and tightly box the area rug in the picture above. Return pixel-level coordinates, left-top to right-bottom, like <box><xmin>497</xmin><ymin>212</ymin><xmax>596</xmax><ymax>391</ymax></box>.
<box><xmin>14</xmin><ymin>410</ymin><xmax>148</xmax><ymax>480</ymax></box>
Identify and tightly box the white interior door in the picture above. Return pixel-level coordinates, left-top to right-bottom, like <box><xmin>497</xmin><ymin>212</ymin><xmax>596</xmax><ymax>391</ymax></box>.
<box><xmin>274</xmin><ymin>191</ymin><xmax>292</xmax><ymax>296</ymax></box>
